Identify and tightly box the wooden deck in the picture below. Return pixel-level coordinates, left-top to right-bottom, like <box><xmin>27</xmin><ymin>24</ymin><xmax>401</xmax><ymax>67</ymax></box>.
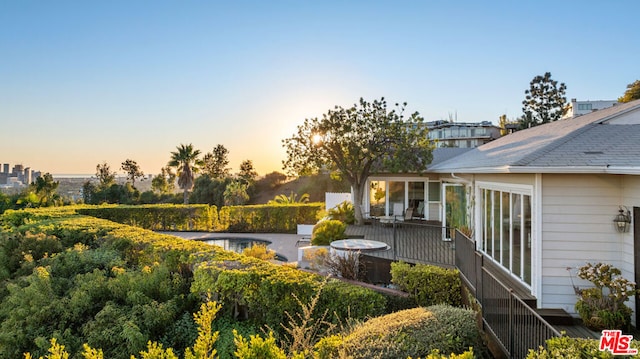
<box><xmin>345</xmin><ymin>221</ymin><xmax>455</xmax><ymax>267</ymax></box>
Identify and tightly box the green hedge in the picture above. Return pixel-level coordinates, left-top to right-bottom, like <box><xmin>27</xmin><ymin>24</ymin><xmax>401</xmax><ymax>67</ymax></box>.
<box><xmin>0</xmin><ymin>206</ymin><xmax>391</xmax><ymax>357</ymax></box>
<box><xmin>77</xmin><ymin>204</ymin><xmax>218</xmax><ymax>232</ymax></box>
<box><xmin>338</xmin><ymin>305</ymin><xmax>479</xmax><ymax>359</ymax></box>
<box><xmin>391</xmin><ymin>261</ymin><xmax>462</xmax><ymax>307</ymax></box>
<box><xmin>190</xmin><ymin>258</ymin><xmax>387</xmax><ymax>331</ymax></box>
<box><xmin>219</xmin><ymin>203</ymin><xmax>323</xmax><ymax>233</ymax></box>
<box><xmin>526</xmin><ymin>335</ymin><xmax>640</xmax><ymax>358</ymax></box>
<box><xmin>74</xmin><ymin>203</ymin><xmax>323</xmax><ymax>233</ymax></box>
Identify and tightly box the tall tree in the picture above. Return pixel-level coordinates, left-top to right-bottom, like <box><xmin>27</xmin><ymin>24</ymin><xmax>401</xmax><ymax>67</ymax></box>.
<box><xmin>121</xmin><ymin>159</ymin><xmax>144</xmax><ymax>188</ymax></box>
<box><xmin>202</xmin><ymin>144</ymin><xmax>231</xmax><ymax>178</ymax></box>
<box><xmin>519</xmin><ymin>72</ymin><xmax>567</xmax><ymax>129</ymax></box>
<box><xmin>618</xmin><ymin>80</ymin><xmax>640</xmax><ymax>103</ymax></box>
<box><xmin>168</xmin><ymin>144</ymin><xmax>202</xmax><ymax>204</ymax></box>
<box><xmin>283</xmin><ymin>97</ymin><xmax>434</xmax><ymax>224</ymax></box>
<box><xmin>95</xmin><ymin>162</ymin><xmax>116</xmax><ymax>188</ymax></box>
<box><xmin>151</xmin><ymin>166</ymin><xmax>176</xmax><ymax>194</ymax></box>
<box><xmin>238</xmin><ymin>159</ymin><xmax>258</xmax><ymax>183</ymax></box>
<box><xmin>31</xmin><ymin>173</ymin><xmax>59</xmax><ymax>206</ymax></box>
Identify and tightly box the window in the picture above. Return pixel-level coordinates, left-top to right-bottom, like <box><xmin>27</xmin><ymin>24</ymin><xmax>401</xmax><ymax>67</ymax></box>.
<box><xmin>577</xmin><ymin>103</ymin><xmax>592</xmax><ymax>111</ymax></box>
<box><xmin>480</xmin><ymin>186</ymin><xmax>532</xmax><ymax>285</ymax></box>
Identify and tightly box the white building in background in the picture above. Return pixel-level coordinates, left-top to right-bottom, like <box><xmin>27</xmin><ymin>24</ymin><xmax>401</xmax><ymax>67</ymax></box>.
<box><xmin>563</xmin><ymin>98</ymin><xmax>619</xmax><ymax>119</ymax></box>
<box><xmin>426</xmin><ymin>120</ymin><xmax>502</xmax><ymax>148</ymax></box>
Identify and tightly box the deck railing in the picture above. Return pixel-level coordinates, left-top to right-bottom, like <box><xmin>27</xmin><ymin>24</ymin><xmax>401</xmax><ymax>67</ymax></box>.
<box><xmin>348</xmin><ymin>222</ymin><xmax>562</xmax><ymax>358</ymax></box>
<box><xmin>392</xmin><ymin>221</ymin><xmax>455</xmax><ymax>267</ymax></box>
<box><xmin>454</xmin><ymin>229</ymin><xmax>561</xmax><ymax>358</ymax></box>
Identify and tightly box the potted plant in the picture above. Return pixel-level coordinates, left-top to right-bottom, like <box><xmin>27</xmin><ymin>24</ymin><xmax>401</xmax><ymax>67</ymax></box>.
<box><xmin>572</xmin><ymin>262</ymin><xmax>638</xmax><ymax>331</ymax></box>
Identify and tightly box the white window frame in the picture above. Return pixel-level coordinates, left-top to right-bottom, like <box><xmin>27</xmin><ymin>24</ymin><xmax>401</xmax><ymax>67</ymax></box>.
<box><xmin>475</xmin><ymin>181</ymin><xmax>535</xmax><ymax>290</ymax></box>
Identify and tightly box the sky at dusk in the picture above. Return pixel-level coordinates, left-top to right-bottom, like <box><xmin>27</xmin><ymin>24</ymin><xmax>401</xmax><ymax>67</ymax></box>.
<box><xmin>1</xmin><ymin>1</ymin><xmax>639</xmax><ymax>177</ymax></box>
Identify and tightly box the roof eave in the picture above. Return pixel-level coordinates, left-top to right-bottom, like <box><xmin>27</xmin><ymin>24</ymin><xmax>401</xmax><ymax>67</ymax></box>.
<box><xmin>430</xmin><ymin>165</ymin><xmax>640</xmax><ymax>175</ymax></box>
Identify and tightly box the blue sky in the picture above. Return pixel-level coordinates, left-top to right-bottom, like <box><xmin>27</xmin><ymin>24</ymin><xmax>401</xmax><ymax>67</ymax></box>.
<box><xmin>1</xmin><ymin>1</ymin><xmax>638</xmax><ymax>176</ymax></box>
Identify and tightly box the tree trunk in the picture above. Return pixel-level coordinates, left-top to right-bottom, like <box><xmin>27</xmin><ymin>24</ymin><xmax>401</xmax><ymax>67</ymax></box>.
<box><xmin>353</xmin><ymin>183</ymin><xmax>366</xmax><ymax>225</ymax></box>
<box><xmin>183</xmin><ymin>189</ymin><xmax>189</xmax><ymax>205</ymax></box>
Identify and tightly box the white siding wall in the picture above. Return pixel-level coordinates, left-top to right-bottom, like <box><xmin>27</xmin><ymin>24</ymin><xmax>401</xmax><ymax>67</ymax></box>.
<box><xmin>540</xmin><ymin>174</ymin><xmax>625</xmax><ymax>315</ymax></box>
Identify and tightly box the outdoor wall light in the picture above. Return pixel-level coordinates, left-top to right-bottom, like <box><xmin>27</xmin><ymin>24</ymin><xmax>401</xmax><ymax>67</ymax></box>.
<box><xmin>613</xmin><ymin>206</ymin><xmax>631</xmax><ymax>233</ymax></box>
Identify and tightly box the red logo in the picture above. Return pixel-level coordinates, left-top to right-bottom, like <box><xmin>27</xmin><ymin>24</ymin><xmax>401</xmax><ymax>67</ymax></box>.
<box><xmin>599</xmin><ymin>330</ymin><xmax>638</xmax><ymax>355</ymax></box>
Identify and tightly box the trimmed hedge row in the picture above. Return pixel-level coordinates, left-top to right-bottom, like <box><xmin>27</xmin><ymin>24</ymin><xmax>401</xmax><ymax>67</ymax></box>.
<box><xmin>77</xmin><ymin>204</ymin><xmax>218</xmax><ymax>231</ymax></box>
<box><xmin>219</xmin><ymin>203</ymin><xmax>322</xmax><ymax>233</ymax></box>
<box><xmin>75</xmin><ymin>203</ymin><xmax>323</xmax><ymax>233</ymax></box>
<box><xmin>391</xmin><ymin>261</ymin><xmax>463</xmax><ymax>307</ymax></box>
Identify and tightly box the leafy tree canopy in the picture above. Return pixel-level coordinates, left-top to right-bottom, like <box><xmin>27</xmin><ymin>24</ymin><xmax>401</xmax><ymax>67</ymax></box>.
<box><xmin>31</xmin><ymin>172</ymin><xmax>60</xmax><ymax>206</ymax></box>
<box><xmin>618</xmin><ymin>80</ymin><xmax>640</xmax><ymax>103</ymax></box>
<box><xmin>282</xmin><ymin>97</ymin><xmax>433</xmax><ymax>224</ymax></box>
<box><xmin>519</xmin><ymin>72</ymin><xmax>567</xmax><ymax>129</ymax></box>
<box><xmin>121</xmin><ymin>159</ymin><xmax>144</xmax><ymax>188</ymax></box>
<box><xmin>202</xmin><ymin>144</ymin><xmax>230</xmax><ymax>179</ymax></box>
<box><xmin>95</xmin><ymin>162</ymin><xmax>116</xmax><ymax>188</ymax></box>
<box><xmin>238</xmin><ymin>159</ymin><xmax>258</xmax><ymax>183</ymax></box>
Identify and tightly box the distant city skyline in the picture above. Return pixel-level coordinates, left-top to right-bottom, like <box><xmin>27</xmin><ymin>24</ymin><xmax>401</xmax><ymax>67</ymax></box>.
<box><xmin>2</xmin><ymin>1</ymin><xmax>639</xmax><ymax>176</ymax></box>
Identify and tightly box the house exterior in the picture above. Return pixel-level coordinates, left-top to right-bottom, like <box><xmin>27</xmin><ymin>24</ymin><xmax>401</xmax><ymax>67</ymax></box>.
<box><xmin>562</xmin><ymin>98</ymin><xmax>619</xmax><ymax>119</ymax></box>
<box><xmin>427</xmin><ymin>99</ymin><xmax>640</xmax><ymax>324</ymax></box>
<box><xmin>364</xmin><ymin>148</ymin><xmax>471</xmax><ymax>222</ymax></box>
<box><xmin>426</xmin><ymin>120</ymin><xmax>502</xmax><ymax>148</ymax></box>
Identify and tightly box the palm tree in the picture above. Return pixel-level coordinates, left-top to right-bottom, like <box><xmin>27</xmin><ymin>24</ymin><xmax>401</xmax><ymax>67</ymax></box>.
<box><xmin>168</xmin><ymin>144</ymin><xmax>202</xmax><ymax>204</ymax></box>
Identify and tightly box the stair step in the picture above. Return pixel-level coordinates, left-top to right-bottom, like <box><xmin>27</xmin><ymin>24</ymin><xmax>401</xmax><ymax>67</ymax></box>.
<box><xmin>536</xmin><ymin>308</ymin><xmax>574</xmax><ymax>325</ymax></box>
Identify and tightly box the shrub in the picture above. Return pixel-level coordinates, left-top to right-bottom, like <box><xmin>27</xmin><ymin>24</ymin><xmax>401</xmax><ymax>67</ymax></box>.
<box><xmin>340</xmin><ymin>305</ymin><xmax>480</xmax><ymax>359</ymax></box>
<box><xmin>391</xmin><ymin>261</ymin><xmax>462</xmax><ymax>307</ymax></box>
<box><xmin>311</xmin><ymin>220</ymin><xmax>346</xmax><ymax>246</ymax></box>
<box><xmin>219</xmin><ymin>203</ymin><xmax>323</xmax><ymax>233</ymax></box>
<box><xmin>328</xmin><ymin>201</ymin><xmax>355</xmax><ymax>224</ymax></box>
<box><xmin>572</xmin><ymin>262</ymin><xmax>637</xmax><ymax>331</ymax></box>
<box><xmin>242</xmin><ymin>243</ymin><xmax>276</xmax><ymax>261</ymax></box>
<box><xmin>526</xmin><ymin>335</ymin><xmax>640</xmax><ymax>358</ymax></box>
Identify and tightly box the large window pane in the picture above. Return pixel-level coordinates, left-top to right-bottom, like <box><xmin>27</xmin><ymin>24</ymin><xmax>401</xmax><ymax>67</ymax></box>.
<box><xmin>389</xmin><ymin>181</ymin><xmax>405</xmax><ymax>216</ymax></box>
<box><xmin>484</xmin><ymin>190</ymin><xmax>492</xmax><ymax>254</ymax></box>
<box><xmin>493</xmin><ymin>191</ymin><xmax>501</xmax><ymax>261</ymax></box>
<box><xmin>408</xmin><ymin>182</ymin><xmax>425</xmax><ymax>219</ymax></box>
<box><xmin>512</xmin><ymin>194</ymin><xmax>522</xmax><ymax>278</ymax></box>
<box><xmin>369</xmin><ymin>181</ymin><xmax>386</xmax><ymax>217</ymax></box>
<box><xmin>428</xmin><ymin>182</ymin><xmax>441</xmax><ymax>202</ymax></box>
<box><xmin>501</xmin><ymin>192</ymin><xmax>511</xmax><ymax>270</ymax></box>
<box><xmin>523</xmin><ymin>195</ymin><xmax>532</xmax><ymax>285</ymax></box>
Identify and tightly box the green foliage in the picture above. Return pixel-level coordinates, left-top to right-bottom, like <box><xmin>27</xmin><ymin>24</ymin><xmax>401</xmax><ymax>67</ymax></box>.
<box><xmin>526</xmin><ymin>335</ymin><xmax>640</xmax><ymax>358</ymax></box>
<box><xmin>519</xmin><ymin>72</ymin><xmax>567</xmax><ymax>129</ymax></box>
<box><xmin>327</xmin><ymin>201</ymin><xmax>355</xmax><ymax>225</ymax></box>
<box><xmin>78</xmin><ymin>204</ymin><xmax>218</xmax><ymax>232</ymax></box>
<box><xmin>219</xmin><ymin>203</ymin><xmax>322</xmax><ymax>233</ymax></box>
<box><xmin>573</xmin><ymin>262</ymin><xmax>637</xmax><ymax>331</ymax></box>
<box><xmin>121</xmin><ymin>159</ymin><xmax>145</xmax><ymax>188</ymax></box>
<box><xmin>618</xmin><ymin>80</ymin><xmax>640</xmax><ymax>103</ymax></box>
<box><xmin>233</xmin><ymin>330</ymin><xmax>287</xmax><ymax>359</ymax></box>
<box><xmin>268</xmin><ymin>192</ymin><xmax>310</xmax><ymax>204</ymax></box>
<box><xmin>183</xmin><ymin>299</ymin><xmax>220</xmax><ymax>359</ymax></box>
<box><xmin>224</xmin><ymin>180</ymin><xmax>250</xmax><ymax>206</ymax></box>
<box><xmin>339</xmin><ymin>306</ymin><xmax>479</xmax><ymax>359</ymax></box>
<box><xmin>168</xmin><ymin>143</ymin><xmax>202</xmax><ymax>204</ymax></box>
<box><xmin>201</xmin><ymin>144</ymin><xmax>231</xmax><ymax>179</ymax></box>
<box><xmin>242</xmin><ymin>243</ymin><xmax>276</xmax><ymax>261</ymax></box>
<box><xmin>152</xmin><ymin>166</ymin><xmax>177</xmax><ymax>195</ymax></box>
<box><xmin>31</xmin><ymin>172</ymin><xmax>61</xmax><ymax>206</ymax></box>
<box><xmin>390</xmin><ymin>262</ymin><xmax>462</xmax><ymax>307</ymax></box>
<box><xmin>311</xmin><ymin>220</ymin><xmax>346</xmax><ymax>246</ymax></box>
<box><xmin>190</xmin><ymin>175</ymin><xmax>233</xmax><ymax>207</ymax></box>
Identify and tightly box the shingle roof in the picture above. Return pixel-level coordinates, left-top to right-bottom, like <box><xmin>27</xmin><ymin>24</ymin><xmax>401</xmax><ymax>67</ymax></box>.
<box><xmin>428</xmin><ymin>99</ymin><xmax>640</xmax><ymax>174</ymax></box>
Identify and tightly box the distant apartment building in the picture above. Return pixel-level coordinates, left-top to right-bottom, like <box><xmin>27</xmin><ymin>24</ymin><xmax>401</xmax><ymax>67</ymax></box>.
<box><xmin>0</xmin><ymin>162</ymin><xmax>41</xmax><ymax>188</ymax></box>
<box><xmin>426</xmin><ymin>120</ymin><xmax>502</xmax><ymax>148</ymax></box>
<box><xmin>562</xmin><ymin>98</ymin><xmax>619</xmax><ymax>119</ymax></box>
